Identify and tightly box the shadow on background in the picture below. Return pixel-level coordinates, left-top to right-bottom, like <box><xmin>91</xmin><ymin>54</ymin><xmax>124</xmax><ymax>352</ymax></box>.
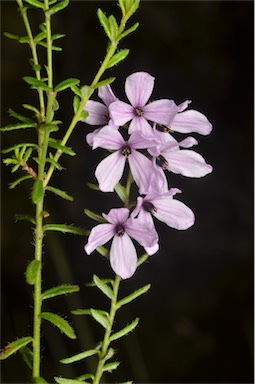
<box><xmin>1</xmin><ymin>1</ymin><xmax>254</xmax><ymax>383</ymax></box>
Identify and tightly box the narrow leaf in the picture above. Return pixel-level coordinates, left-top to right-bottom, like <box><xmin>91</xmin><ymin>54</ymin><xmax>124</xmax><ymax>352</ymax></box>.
<box><xmin>4</xmin><ymin>32</ymin><xmax>21</xmax><ymax>41</ymax></box>
<box><xmin>93</xmin><ymin>274</ymin><xmax>114</xmax><ymax>300</ymax></box>
<box><xmin>91</xmin><ymin>308</ymin><xmax>110</xmax><ymax>329</ymax></box>
<box><xmin>8</xmin><ymin>108</ymin><xmax>34</xmax><ymax>124</ymax></box>
<box><xmin>73</xmin><ymin>95</ymin><xmax>80</xmax><ymax>113</ymax></box>
<box><xmin>106</xmin><ymin>49</ymin><xmax>129</xmax><ymax>69</ymax></box>
<box><xmin>110</xmin><ymin>318</ymin><xmax>139</xmax><ymax>341</ymax></box>
<box><xmin>48</xmin><ymin>140</ymin><xmax>75</xmax><ymax>156</ymax></box>
<box><xmin>71</xmin><ymin>309</ymin><xmax>91</xmax><ymax>316</ymax></box>
<box><xmin>137</xmin><ymin>253</ymin><xmax>149</xmax><ymax>267</ymax></box>
<box><xmin>24</xmin><ymin>0</ymin><xmax>45</xmax><ymax>8</ymax></box>
<box><xmin>55</xmin><ymin>378</ymin><xmax>90</xmax><ymax>384</ymax></box>
<box><xmin>51</xmin><ymin>33</ymin><xmax>65</xmax><ymax>40</ymax></box>
<box><xmin>19</xmin><ymin>346</ymin><xmax>33</xmax><ymax>370</ymax></box>
<box><xmin>23</xmin><ymin>76</ymin><xmax>52</xmax><ymax>91</ymax></box>
<box><xmin>55</xmin><ymin>78</ymin><xmax>80</xmax><ymax>92</ymax></box>
<box><xmin>75</xmin><ymin>374</ymin><xmax>94</xmax><ymax>381</ymax></box>
<box><xmin>114</xmin><ymin>183</ymin><xmax>128</xmax><ymax>203</ymax></box>
<box><xmin>34</xmin><ymin>31</ymin><xmax>47</xmax><ymax>43</ymax></box>
<box><xmin>94</xmin><ymin>77</ymin><xmax>115</xmax><ymax>89</ymax></box>
<box><xmin>96</xmin><ymin>245</ymin><xmax>109</xmax><ymax>258</ymax></box>
<box><xmin>108</xmin><ymin>15</ymin><xmax>118</xmax><ymax>41</ymax></box>
<box><xmin>15</xmin><ymin>214</ymin><xmax>36</xmax><ymax>224</ymax></box>
<box><xmin>102</xmin><ymin>361</ymin><xmax>120</xmax><ymax>373</ymax></box>
<box><xmin>41</xmin><ymin>312</ymin><xmax>76</xmax><ymax>339</ymax></box>
<box><xmin>25</xmin><ymin>260</ymin><xmax>41</xmax><ymax>285</ymax></box>
<box><xmin>86</xmin><ymin>182</ymin><xmax>99</xmax><ymax>191</ymax></box>
<box><xmin>1</xmin><ymin>123</ymin><xmax>35</xmax><ymax>132</ymax></box>
<box><xmin>46</xmin><ymin>0</ymin><xmax>69</xmax><ymax>15</ymax></box>
<box><xmin>120</xmin><ymin>22</ymin><xmax>139</xmax><ymax>39</ymax></box>
<box><xmin>117</xmin><ymin>284</ymin><xmax>151</xmax><ymax>309</ymax></box>
<box><xmin>47</xmin><ymin>186</ymin><xmax>74</xmax><ymax>201</ymax></box>
<box><xmin>46</xmin><ymin>157</ymin><xmax>63</xmax><ymax>170</ymax></box>
<box><xmin>42</xmin><ymin>285</ymin><xmax>79</xmax><ymax>300</ymax></box>
<box><xmin>32</xmin><ymin>179</ymin><xmax>44</xmax><ymax>204</ymax></box>
<box><xmin>60</xmin><ymin>349</ymin><xmax>99</xmax><ymax>364</ymax></box>
<box><xmin>0</xmin><ymin>337</ymin><xmax>33</xmax><ymax>360</ymax></box>
<box><xmin>97</xmin><ymin>9</ymin><xmax>112</xmax><ymax>40</ymax></box>
<box><xmin>37</xmin><ymin>41</ymin><xmax>62</xmax><ymax>51</ymax></box>
<box><xmin>43</xmin><ymin>224</ymin><xmax>88</xmax><ymax>236</ymax></box>
<box><xmin>84</xmin><ymin>209</ymin><xmax>105</xmax><ymax>223</ymax></box>
<box><xmin>9</xmin><ymin>175</ymin><xmax>33</xmax><ymax>189</ymax></box>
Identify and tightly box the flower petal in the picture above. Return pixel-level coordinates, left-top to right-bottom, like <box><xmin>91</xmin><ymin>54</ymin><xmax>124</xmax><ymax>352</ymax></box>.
<box><xmin>95</xmin><ymin>151</ymin><xmax>126</xmax><ymax>192</ymax></box>
<box><xmin>103</xmin><ymin>207</ymin><xmax>130</xmax><ymax>225</ymax></box>
<box><xmin>171</xmin><ymin>110</ymin><xmax>213</xmax><ymax>135</ymax></box>
<box><xmin>177</xmin><ymin>100</ymin><xmax>192</xmax><ymax>112</ymax></box>
<box><xmin>128</xmin><ymin>116</ymin><xmax>154</xmax><ymax>137</ymax></box>
<box><xmin>86</xmin><ymin>128</ymin><xmax>102</xmax><ymax>147</ymax></box>
<box><xmin>109</xmin><ymin>100</ymin><xmax>134</xmax><ymax>126</ymax></box>
<box><xmin>92</xmin><ymin>126</ymin><xmax>124</xmax><ymax>150</ymax></box>
<box><xmin>84</xmin><ymin>223</ymin><xmax>114</xmax><ymax>254</ymax></box>
<box><xmin>178</xmin><ymin>136</ymin><xmax>198</xmax><ymax>148</ymax></box>
<box><xmin>144</xmin><ymin>242</ymin><xmax>159</xmax><ymax>256</ymax></box>
<box><xmin>110</xmin><ymin>234</ymin><xmax>137</xmax><ymax>279</ymax></box>
<box><xmin>98</xmin><ymin>84</ymin><xmax>117</xmax><ymax>107</ymax></box>
<box><xmin>125</xmin><ymin>217</ymin><xmax>158</xmax><ymax>248</ymax></box>
<box><xmin>125</xmin><ymin>71</ymin><xmax>155</xmax><ymax>108</ymax></box>
<box><xmin>128</xmin><ymin>150</ymin><xmax>152</xmax><ymax>194</ymax></box>
<box><xmin>128</xmin><ymin>130</ymin><xmax>157</xmax><ymax>149</ymax></box>
<box><xmin>143</xmin><ymin>99</ymin><xmax>178</xmax><ymax>125</ymax></box>
<box><xmin>84</xmin><ymin>100</ymin><xmax>108</xmax><ymax>125</ymax></box>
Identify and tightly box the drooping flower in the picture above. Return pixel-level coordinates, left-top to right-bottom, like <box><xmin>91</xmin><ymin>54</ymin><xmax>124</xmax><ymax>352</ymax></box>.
<box><xmin>84</xmin><ymin>208</ymin><xmax>158</xmax><ymax>279</ymax></box>
<box><xmin>109</xmin><ymin>72</ymin><xmax>178</xmax><ymax>137</ymax></box>
<box><xmin>92</xmin><ymin>126</ymin><xmax>156</xmax><ymax>193</ymax></box>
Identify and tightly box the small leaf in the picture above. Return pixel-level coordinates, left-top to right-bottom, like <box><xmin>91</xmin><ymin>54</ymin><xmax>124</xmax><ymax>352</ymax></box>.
<box><xmin>37</xmin><ymin>41</ymin><xmax>62</xmax><ymax>51</ymax></box>
<box><xmin>120</xmin><ymin>22</ymin><xmax>139</xmax><ymax>40</ymax></box>
<box><xmin>78</xmin><ymin>111</ymin><xmax>89</xmax><ymax>121</ymax></box>
<box><xmin>94</xmin><ymin>77</ymin><xmax>115</xmax><ymax>89</ymax></box>
<box><xmin>23</xmin><ymin>104</ymin><xmax>42</xmax><ymax>120</ymax></box>
<box><xmin>9</xmin><ymin>175</ymin><xmax>33</xmax><ymax>189</ymax></box>
<box><xmin>117</xmin><ymin>284</ymin><xmax>151</xmax><ymax>309</ymax></box>
<box><xmin>73</xmin><ymin>95</ymin><xmax>80</xmax><ymax>113</ymax></box>
<box><xmin>41</xmin><ymin>312</ymin><xmax>76</xmax><ymax>339</ymax></box>
<box><xmin>80</xmin><ymin>85</ymin><xmax>91</xmax><ymax>99</ymax></box>
<box><xmin>105</xmin><ymin>347</ymin><xmax>115</xmax><ymax>361</ymax></box>
<box><xmin>25</xmin><ymin>260</ymin><xmax>41</xmax><ymax>285</ymax></box>
<box><xmin>23</xmin><ymin>76</ymin><xmax>52</xmax><ymax>91</ymax></box>
<box><xmin>71</xmin><ymin>85</ymin><xmax>81</xmax><ymax>97</ymax></box>
<box><xmin>29</xmin><ymin>58</ymin><xmax>41</xmax><ymax>71</ymax></box>
<box><xmin>114</xmin><ymin>183</ymin><xmax>128</xmax><ymax>204</ymax></box>
<box><xmin>4</xmin><ymin>32</ymin><xmax>21</xmax><ymax>41</ymax></box>
<box><xmin>97</xmin><ymin>9</ymin><xmax>112</xmax><ymax>40</ymax></box>
<box><xmin>137</xmin><ymin>253</ymin><xmax>149</xmax><ymax>267</ymax></box>
<box><xmin>60</xmin><ymin>348</ymin><xmax>99</xmax><ymax>364</ymax></box>
<box><xmin>24</xmin><ymin>0</ymin><xmax>45</xmax><ymax>8</ymax></box>
<box><xmin>52</xmin><ymin>33</ymin><xmax>65</xmax><ymax>40</ymax></box>
<box><xmin>106</xmin><ymin>49</ymin><xmax>129</xmax><ymax>69</ymax></box>
<box><xmin>46</xmin><ymin>186</ymin><xmax>73</xmax><ymax>201</ymax></box>
<box><xmin>48</xmin><ymin>140</ymin><xmax>75</xmax><ymax>156</ymax></box>
<box><xmin>102</xmin><ymin>361</ymin><xmax>120</xmax><ymax>373</ymax></box>
<box><xmin>86</xmin><ymin>182</ymin><xmax>100</xmax><ymax>191</ymax></box>
<box><xmin>32</xmin><ymin>179</ymin><xmax>44</xmax><ymax>204</ymax></box>
<box><xmin>34</xmin><ymin>31</ymin><xmax>47</xmax><ymax>43</ymax></box>
<box><xmin>75</xmin><ymin>374</ymin><xmax>94</xmax><ymax>381</ymax></box>
<box><xmin>55</xmin><ymin>78</ymin><xmax>80</xmax><ymax>92</ymax></box>
<box><xmin>8</xmin><ymin>108</ymin><xmax>34</xmax><ymax>124</ymax></box>
<box><xmin>108</xmin><ymin>15</ymin><xmax>118</xmax><ymax>41</ymax></box>
<box><xmin>84</xmin><ymin>209</ymin><xmax>105</xmax><ymax>223</ymax></box>
<box><xmin>45</xmin><ymin>0</ymin><xmax>69</xmax><ymax>15</ymax></box>
<box><xmin>42</xmin><ymin>285</ymin><xmax>79</xmax><ymax>301</ymax></box>
<box><xmin>54</xmin><ymin>378</ymin><xmax>89</xmax><ymax>384</ymax></box>
<box><xmin>19</xmin><ymin>346</ymin><xmax>33</xmax><ymax>370</ymax></box>
<box><xmin>96</xmin><ymin>245</ymin><xmax>109</xmax><ymax>258</ymax></box>
<box><xmin>110</xmin><ymin>318</ymin><xmax>139</xmax><ymax>341</ymax></box>
<box><xmin>15</xmin><ymin>214</ymin><xmax>36</xmax><ymax>224</ymax></box>
<box><xmin>46</xmin><ymin>157</ymin><xmax>63</xmax><ymax>170</ymax></box>
<box><xmin>1</xmin><ymin>123</ymin><xmax>35</xmax><ymax>132</ymax></box>
<box><xmin>2</xmin><ymin>143</ymin><xmax>36</xmax><ymax>154</ymax></box>
<box><xmin>91</xmin><ymin>308</ymin><xmax>110</xmax><ymax>329</ymax></box>
<box><xmin>71</xmin><ymin>309</ymin><xmax>91</xmax><ymax>316</ymax></box>
<box><xmin>0</xmin><ymin>337</ymin><xmax>33</xmax><ymax>360</ymax></box>
<box><xmin>93</xmin><ymin>274</ymin><xmax>114</xmax><ymax>300</ymax></box>
<box><xmin>43</xmin><ymin>224</ymin><xmax>88</xmax><ymax>236</ymax></box>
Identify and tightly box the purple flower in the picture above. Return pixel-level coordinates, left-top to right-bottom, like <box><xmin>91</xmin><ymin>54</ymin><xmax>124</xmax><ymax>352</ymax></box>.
<box><xmin>84</xmin><ymin>208</ymin><xmax>158</xmax><ymax>279</ymax></box>
<box><xmin>92</xmin><ymin>126</ymin><xmax>156</xmax><ymax>193</ymax></box>
<box><xmin>109</xmin><ymin>72</ymin><xmax>178</xmax><ymax>137</ymax></box>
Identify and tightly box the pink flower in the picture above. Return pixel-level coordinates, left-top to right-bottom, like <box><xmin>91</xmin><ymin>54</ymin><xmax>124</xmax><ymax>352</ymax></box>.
<box><xmin>109</xmin><ymin>72</ymin><xmax>178</xmax><ymax>137</ymax></box>
<box><xmin>92</xmin><ymin>126</ymin><xmax>156</xmax><ymax>193</ymax></box>
<box><xmin>84</xmin><ymin>208</ymin><xmax>158</xmax><ymax>279</ymax></box>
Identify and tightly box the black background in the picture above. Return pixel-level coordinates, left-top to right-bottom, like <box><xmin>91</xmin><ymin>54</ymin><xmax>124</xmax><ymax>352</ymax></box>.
<box><xmin>1</xmin><ymin>1</ymin><xmax>254</xmax><ymax>383</ymax></box>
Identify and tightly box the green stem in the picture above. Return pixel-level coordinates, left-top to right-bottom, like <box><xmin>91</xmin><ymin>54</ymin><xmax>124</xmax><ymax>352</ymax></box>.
<box><xmin>93</xmin><ymin>275</ymin><xmax>121</xmax><ymax>384</ymax></box>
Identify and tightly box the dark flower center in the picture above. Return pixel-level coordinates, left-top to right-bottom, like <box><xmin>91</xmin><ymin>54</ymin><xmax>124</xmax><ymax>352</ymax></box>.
<box><xmin>115</xmin><ymin>224</ymin><xmax>125</xmax><ymax>237</ymax></box>
<box><xmin>156</xmin><ymin>155</ymin><xmax>169</xmax><ymax>170</ymax></box>
<box><xmin>121</xmin><ymin>145</ymin><xmax>132</xmax><ymax>157</ymax></box>
<box><xmin>143</xmin><ymin>201</ymin><xmax>157</xmax><ymax>214</ymax></box>
<box><xmin>135</xmin><ymin>107</ymin><xmax>144</xmax><ymax>116</ymax></box>
<box><xmin>156</xmin><ymin>124</ymin><xmax>171</xmax><ymax>133</ymax></box>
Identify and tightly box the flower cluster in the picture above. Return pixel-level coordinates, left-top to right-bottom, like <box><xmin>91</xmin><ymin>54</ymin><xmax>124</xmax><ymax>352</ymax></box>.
<box><xmin>83</xmin><ymin>72</ymin><xmax>212</xmax><ymax>279</ymax></box>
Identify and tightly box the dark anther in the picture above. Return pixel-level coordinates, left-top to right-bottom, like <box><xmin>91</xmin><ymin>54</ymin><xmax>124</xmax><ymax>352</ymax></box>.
<box><xmin>156</xmin><ymin>155</ymin><xmax>169</xmax><ymax>170</ymax></box>
<box><xmin>143</xmin><ymin>201</ymin><xmax>157</xmax><ymax>214</ymax></box>
<box><xmin>156</xmin><ymin>124</ymin><xmax>171</xmax><ymax>133</ymax></box>
<box><xmin>135</xmin><ymin>107</ymin><xmax>144</xmax><ymax>116</ymax></box>
<box><xmin>115</xmin><ymin>224</ymin><xmax>125</xmax><ymax>237</ymax></box>
<box><xmin>121</xmin><ymin>145</ymin><xmax>132</xmax><ymax>157</ymax></box>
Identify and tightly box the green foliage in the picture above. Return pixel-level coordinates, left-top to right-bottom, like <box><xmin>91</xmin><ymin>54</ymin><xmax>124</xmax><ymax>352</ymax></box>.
<box><xmin>93</xmin><ymin>274</ymin><xmax>114</xmax><ymax>300</ymax></box>
<box><xmin>19</xmin><ymin>346</ymin><xmax>33</xmax><ymax>370</ymax></box>
<box><xmin>114</xmin><ymin>182</ymin><xmax>129</xmax><ymax>204</ymax></box>
<box><xmin>23</xmin><ymin>76</ymin><xmax>52</xmax><ymax>91</ymax></box>
<box><xmin>25</xmin><ymin>260</ymin><xmax>41</xmax><ymax>285</ymax></box>
<box><xmin>110</xmin><ymin>318</ymin><xmax>139</xmax><ymax>341</ymax></box>
<box><xmin>0</xmin><ymin>337</ymin><xmax>33</xmax><ymax>360</ymax></box>
<box><xmin>15</xmin><ymin>214</ymin><xmax>36</xmax><ymax>224</ymax></box>
<box><xmin>117</xmin><ymin>284</ymin><xmax>151</xmax><ymax>308</ymax></box>
<box><xmin>1</xmin><ymin>123</ymin><xmax>36</xmax><ymax>132</ymax></box>
<box><xmin>97</xmin><ymin>9</ymin><xmax>112</xmax><ymax>41</ymax></box>
<box><xmin>24</xmin><ymin>0</ymin><xmax>45</xmax><ymax>9</ymax></box>
<box><xmin>84</xmin><ymin>209</ymin><xmax>106</xmax><ymax>223</ymax></box>
<box><xmin>90</xmin><ymin>308</ymin><xmax>110</xmax><ymax>329</ymax></box>
<box><xmin>46</xmin><ymin>186</ymin><xmax>74</xmax><ymax>201</ymax></box>
<box><xmin>32</xmin><ymin>179</ymin><xmax>44</xmax><ymax>204</ymax></box>
<box><xmin>60</xmin><ymin>348</ymin><xmax>99</xmax><ymax>364</ymax></box>
<box><xmin>45</xmin><ymin>0</ymin><xmax>69</xmax><ymax>16</ymax></box>
<box><xmin>9</xmin><ymin>175</ymin><xmax>33</xmax><ymax>189</ymax></box>
<box><xmin>120</xmin><ymin>22</ymin><xmax>139</xmax><ymax>39</ymax></box>
<box><xmin>41</xmin><ymin>312</ymin><xmax>76</xmax><ymax>339</ymax></box>
<box><xmin>102</xmin><ymin>361</ymin><xmax>120</xmax><ymax>373</ymax></box>
<box><xmin>54</xmin><ymin>378</ymin><xmax>90</xmax><ymax>384</ymax></box>
<box><xmin>43</xmin><ymin>224</ymin><xmax>88</xmax><ymax>236</ymax></box>
<box><xmin>93</xmin><ymin>77</ymin><xmax>115</xmax><ymax>89</ymax></box>
<box><xmin>54</xmin><ymin>78</ymin><xmax>80</xmax><ymax>92</ymax></box>
<box><xmin>48</xmin><ymin>139</ymin><xmax>76</xmax><ymax>156</ymax></box>
<box><xmin>106</xmin><ymin>49</ymin><xmax>129</xmax><ymax>68</ymax></box>
<box><xmin>42</xmin><ymin>284</ymin><xmax>79</xmax><ymax>300</ymax></box>
<box><xmin>8</xmin><ymin>108</ymin><xmax>34</xmax><ymax>124</ymax></box>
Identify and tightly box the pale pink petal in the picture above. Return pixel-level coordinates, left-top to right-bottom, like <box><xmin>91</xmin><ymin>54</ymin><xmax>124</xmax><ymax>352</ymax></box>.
<box><xmin>109</xmin><ymin>100</ymin><xmax>134</xmax><ymax>126</ymax></box>
<box><xmin>128</xmin><ymin>150</ymin><xmax>152</xmax><ymax>194</ymax></box>
<box><xmin>131</xmin><ymin>196</ymin><xmax>144</xmax><ymax>218</ymax></box>
<box><xmin>84</xmin><ymin>101</ymin><xmax>108</xmax><ymax>125</ymax></box>
<box><xmin>103</xmin><ymin>208</ymin><xmax>130</xmax><ymax>225</ymax></box>
<box><xmin>95</xmin><ymin>151</ymin><xmax>126</xmax><ymax>192</ymax></box>
<box><xmin>84</xmin><ymin>223</ymin><xmax>114</xmax><ymax>254</ymax></box>
<box><xmin>147</xmin><ymin>158</ymin><xmax>169</xmax><ymax>193</ymax></box>
<box><xmin>171</xmin><ymin>110</ymin><xmax>213</xmax><ymax>135</ymax></box>
<box><xmin>86</xmin><ymin>128</ymin><xmax>102</xmax><ymax>147</ymax></box>
<box><xmin>125</xmin><ymin>71</ymin><xmax>154</xmax><ymax>108</ymax></box>
<box><xmin>177</xmin><ymin>100</ymin><xmax>192</xmax><ymax>112</ymax></box>
<box><xmin>92</xmin><ymin>126</ymin><xmax>124</xmax><ymax>150</ymax></box>
<box><xmin>178</xmin><ymin>137</ymin><xmax>198</xmax><ymax>148</ymax></box>
<box><xmin>144</xmin><ymin>242</ymin><xmax>159</xmax><ymax>256</ymax></box>
<box><xmin>153</xmin><ymin>197</ymin><xmax>195</xmax><ymax>230</ymax></box>
<box><xmin>98</xmin><ymin>84</ymin><xmax>117</xmax><ymax>106</ymax></box>
<box><xmin>125</xmin><ymin>217</ymin><xmax>158</xmax><ymax>248</ymax></box>
<box><xmin>143</xmin><ymin>99</ymin><xmax>178</xmax><ymax>125</ymax></box>
<box><xmin>128</xmin><ymin>130</ymin><xmax>157</xmax><ymax>149</ymax></box>
<box><xmin>164</xmin><ymin>149</ymin><xmax>213</xmax><ymax>177</ymax></box>
<box><xmin>110</xmin><ymin>234</ymin><xmax>137</xmax><ymax>279</ymax></box>
<box><xmin>128</xmin><ymin>116</ymin><xmax>154</xmax><ymax>137</ymax></box>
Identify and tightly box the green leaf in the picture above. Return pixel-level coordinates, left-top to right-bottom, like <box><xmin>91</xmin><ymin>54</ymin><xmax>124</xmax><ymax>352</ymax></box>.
<box><xmin>32</xmin><ymin>179</ymin><xmax>44</xmax><ymax>204</ymax></box>
<box><xmin>25</xmin><ymin>260</ymin><xmax>41</xmax><ymax>285</ymax></box>
<box><xmin>71</xmin><ymin>85</ymin><xmax>81</xmax><ymax>97</ymax></box>
<box><xmin>37</xmin><ymin>41</ymin><xmax>62</xmax><ymax>51</ymax></box>
<box><xmin>114</xmin><ymin>183</ymin><xmax>128</xmax><ymax>204</ymax></box>
<box><xmin>19</xmin><ymin>346</ymin><xmax>33</xmax><ymax>370</ymax></box>
<box><xmin>48</xmin><ymin>140</ymin><xmax>75</xmax><ymax>156</ymax></box>
<box><xmin>84</xmin><ymin>209</ymin><xmax>105</xmax><ymax>223</ymax></box>
<box><xmin>110</xmin><ymin>317</ymin><xmax>139</xmax><ymax>341</ymax></box>
<box><xmin>46</xmin><ymin>186</ymin><xmax>74</xmax><ymax>201</ymax></box>
<box><xmin>9</xmin><ymin>175</ymin><xmax>33</xmax><ymax>189</ymax></box>
<box><xmin>93</xmin><ymin>274</ymin><xmax>114</xmax><ymax>300</ymax></box>
<box><xmin>120</xmin><ymin>22</ymin><xmax>139</xmax><ymax>40</ymax></box>
<box><xmin>34</xmin><ymin>31</ymin><xmax>47</xmax><ymax>43</ymax></box>
<box><xmin>137</xmin><ymin>252</ymin><xmax>149</xmax><ymax>267</ymax></box>
<box><xmin>8</xmin><ymin>108</ymin><xmax>34</xmax><ymax>124</ymax></box>
<box><xmin>15</xmin><ymin>214</ymin><xmax>36</xmax><ymax>225</ymax></box>
<box><xmin>52</xmin><ymin>33</ymin><xmax>65</xmax><ymax>41</ymax></box>
<box><xmin>24</xmin><ymin>0</ymin><xmax>45</xmax><ymax>8</ymax></box>
<box><xmin>108</xmin><ymin>15</ymin><xmax>118</xmax><ymax>41</ymax></box>
<box><xmin>106</xmin><ymin>49</ymin><xmax>129</xmax><ymax>68</ymax></box>
<box><xmin>46</xmin><ymin>157</ymin><xmax>63</xmax><ymax>170</ymax></box>
<box><xmin>45</xmin><ymin>0</ymin><xmax>69</xmax><ymax>15</ymax></box>
<box><xmin>29</xmin><ymin>58</ymin><xmax>41</xmax><ymax>71</ymax></box>
<box><xmin>80</xmin><ymin>85</ymin><xmax>91</xmax><ymax>99</ymax></box>
<box><xmin>75</xmin><ymin>374</ymin><xmax>94</xmax><ymax>381</ymax></box>
<box><xmin>23</xmin><ymin>76</ymin><xmax>52</xmax><ymax>91</ymax></box>
<box><xmin>43</xmin><ymin>224</ymin><xmax>88</xmax><ymax>236</ymax></box>
<box><xmin>78</xmin><ymin>111</ymin><xmax>89</xmax><ymax>121</ymax></box>
<box><xmin>96</xmin><ymin>246</ymin><xmax>109</xmax><ymax>258</ymax></box>
<box><xmin>97</xmin><ymin>9</ymin><xmax>112</xmax><ymax>40</ymax></box>
<box><xmin>4</xmin><ymin>32</ymin><xmax>21</xmax><ymax>41</ymax></box>
<box><xmin>90</xmin><ymin>308</ymin><xmax>110</xmax><ymax>329</ymax></box>
<box><xmin>42</xmin><ymin>285</ymin><xmax>79</xmax><ymax>300</ymax></box>
<box><xmin>93</xmin><ymin>77</ymin><xmax>115</xmax><ymax>89</ymax></box>
<box><xmin>0</xmin><ymin>337</ymin><xmax>33</xmax><ymax>360</ymax></box>
<box><xmin>71</xmin><ymin>309</ymin><xmax>91</xmax><ymax>316</ymax></box>
<box><xmin>19</xmin><ymin>36</ymin><xmax>30</xmax><ymax>44</ymax></box>
<box><xmin>22</xmin><ymin>104</ymin><xmax>42</xmax><ymax>120</ymax></box>
<box><xmin>1</xmin><ymin>123</ymin><xmax>35</xmax><ymax>132</ymax></box>
<box><xmin>102</xmin><ymin>361</ymin><xmax>120</xmax><ymax>373</ymax></box>
<box><xmin>41</xmin><ymin>312</ymin><xmax>76</xmax><ymax>339</ymax></box>
<box><xmin>86</xmin><ymin>182</ymin><xmax>100</xmax><ymax>191</ymax></box>
<box><xmin>55</xmin><ymin>78</ymin><xmax>80</xmax><ymax>92</ymax></box>
<box><xmin>34</xmin><ymin>377</ymin><xmax>49</xmax><ymax>383</ymax></box>
<box><xmin>73</xmin><ymin>95</ymin><xmax>80</xmax><ymax>113</ymax></box>
<box><xmin>117</xmin><ymin>284</ymin><xmax>151</xmax><ymax>309</ymax></box>
<box><xmin>54</xmin><ymin>378</ymin><xmax>89</xmax><ymax>384</ymax></box>
<box><xmin>60</xmin><ymin>348</ymin><xmax>99</xmax><ymax>364</ymax></box>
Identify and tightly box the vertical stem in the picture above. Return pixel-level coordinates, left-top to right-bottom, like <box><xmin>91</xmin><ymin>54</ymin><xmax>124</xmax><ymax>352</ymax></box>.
<box><xmin>93</xmin><ymin>275</ymin><xmax>121</xmax><ymax>384</ymax></box>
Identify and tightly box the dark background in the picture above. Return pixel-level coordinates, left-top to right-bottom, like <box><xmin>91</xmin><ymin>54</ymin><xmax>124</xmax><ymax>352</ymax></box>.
<box><xmin>1</xmin><ymin>1</ymin><xmax>254</xmax><ymax>383</ymax></box>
